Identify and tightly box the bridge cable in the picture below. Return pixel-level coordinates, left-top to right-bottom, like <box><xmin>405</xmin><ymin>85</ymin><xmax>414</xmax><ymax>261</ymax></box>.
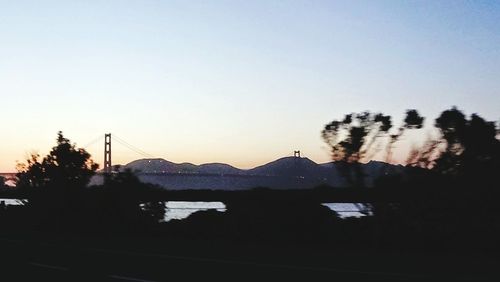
<box><xmin>82</xmin><ymin>135</ymin><xmax>105</xmax><ymax>149</ymax></box>
<box><xmin>112</xmin><ymin>134</ymin><xmax>155</xmax><ymax>158</ymax></box>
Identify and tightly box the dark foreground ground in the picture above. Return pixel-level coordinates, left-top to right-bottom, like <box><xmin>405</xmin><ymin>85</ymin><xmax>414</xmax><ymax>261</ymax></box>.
<box><xmin>1</xmin><ymin>231</ymin><xmax>499</xmax><ymax>282</ymax></box>
<box><xmin>1</xmin><ymin>182</ymin><xmax>499</xmax><ymax>281</ymax></box>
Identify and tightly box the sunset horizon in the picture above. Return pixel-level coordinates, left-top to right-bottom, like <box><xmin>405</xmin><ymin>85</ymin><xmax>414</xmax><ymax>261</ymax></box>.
<box><xmin>1</xmin><ymin>1</ymin><xmax>498</xmax><ymax>172</ymax></box>
<box><xmin>1</xmin><ymin>1</ymin><xmax>499</xmax><ymax>281</ymax></box>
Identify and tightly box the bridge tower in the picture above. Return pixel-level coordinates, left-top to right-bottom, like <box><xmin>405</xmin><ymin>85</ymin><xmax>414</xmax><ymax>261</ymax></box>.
<box><xmin>104</xmin><ymin>133</ymin><xmax>112</xmax><ymax>173</ymax></box>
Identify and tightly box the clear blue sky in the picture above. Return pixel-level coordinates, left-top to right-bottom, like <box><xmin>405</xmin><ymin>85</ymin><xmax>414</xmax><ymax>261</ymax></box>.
<box><xmin>1</xmin><ymin>0</ymin><xmax>499</xmax><ymax>171</ymax></box>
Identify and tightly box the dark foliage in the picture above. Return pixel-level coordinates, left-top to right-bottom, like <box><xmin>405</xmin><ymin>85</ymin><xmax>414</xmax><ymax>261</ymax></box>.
<box><xmin>1</xmin><ymin>107</ymin><xmax>499</xmax><ymax>261</ymax></box>
<box><xmin>433</xmin><ymin>107</ymin><xmax>500</xmax><ymax>184</ymax></box>
<box><xmin>16</xmin><ymin>131</ymin><xmax>98</xmax><ymax>190</ymax></box>
<box><xmin>322</xmin><ymin>110</ymin><xmax>424</xmax><ymax>187</ymax></box>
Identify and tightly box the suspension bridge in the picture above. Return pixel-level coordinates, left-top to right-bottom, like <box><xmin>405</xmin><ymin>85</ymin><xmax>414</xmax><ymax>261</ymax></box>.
<box><xmin>0</xmin><ymin>133</ymin><xmax>155</xmax><ymax>182</ymax></box>
<box><xmin>82</xmin><ymin>133</ymin><xmax>155</xmax><ymax>173</ymax></box>
<box><xmin>2</xmin><ymin>132</ymin><xmax>307</xmax><ymax>180</ymax></box>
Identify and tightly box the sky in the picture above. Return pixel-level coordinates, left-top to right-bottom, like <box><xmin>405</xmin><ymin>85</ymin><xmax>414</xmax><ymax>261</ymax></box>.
<box><xmin>0</xmin><ymin>0</ymin><xmax>499</xmax><ymax>172</ymax></box>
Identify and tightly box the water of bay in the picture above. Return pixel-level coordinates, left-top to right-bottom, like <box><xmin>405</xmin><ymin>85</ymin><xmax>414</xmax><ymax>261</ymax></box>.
<box><xmin>1</xmin><ymin>199</ymin><xmax>372</xmax><ymax>221</ymax></box>
<box><xmin>159</xmin><ymin>201</ymin><xmax>372</xmax><ymax>221</ymax></box>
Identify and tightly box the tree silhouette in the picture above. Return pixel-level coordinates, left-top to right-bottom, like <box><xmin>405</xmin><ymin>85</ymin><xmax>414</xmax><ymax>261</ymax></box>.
<box><xmin>15</xmin><ymin>153</ymin><xmax>45</xmax><ymax>189</ymax></box>
<box><xmin>433</xmin><ymin>107</ymin><xmax>499</xmax><ymax>180</ymax></box>
<box><xmin>322</xmin><ymin>112</ymin><xmax>391</xmax><ymax>163</ymax></box>
<box><xmin>16</xmin><ymin>131</ymin><xmax>98</xmax><ymax>190</ymax></box>
<box><xmin>322</xmin><ymin>110</ymin><xmax>423</xmax><ymax>187</ymax></box>
<box><xmin>404</xmin><ymin>106</ymin><xmax>499</xmax><ymax>188</ymax></box>
<box><xmin>322</xmin><ymin>111</ymin><xmax>392</xmax><ymax>187</ymax></box>
<box><xmin>0</xmin><ymin>176</ymin><xmax>6</xmax><ymax>190</ymax></box>
<box><xmin>385</xmin><ymin>109</ymin><xmax>424</xmax><ymax>163</ymax></box>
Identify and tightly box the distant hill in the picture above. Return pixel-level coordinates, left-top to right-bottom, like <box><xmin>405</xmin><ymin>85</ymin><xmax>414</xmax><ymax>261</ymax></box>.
<box><xmin>197</xmin><ymin>163</ymin><xmax>243</xmax><ymax>175</ymax></box>
<box><xmin>123</xmin><ymin>159</ymin><xmax>242</xmax><ymax>175</ymax></box>
<box><xmin>319</xmin><ymin>160</ymin><xmax>406</xmax><ymax>187</ymax></box>
<box><xmin>247</xmin><ymin>157</ymin><xmax>321</xmax><ymax>177</ymax></box>
<box><xmin>125</xmin><ymin>158</ymin><xmax>181</xmax><ymax>173</ymax></box>
<box><xmin>96</xmin><ymin>157</ymin><xmax>404</xmax><ymax>190</ymax></box>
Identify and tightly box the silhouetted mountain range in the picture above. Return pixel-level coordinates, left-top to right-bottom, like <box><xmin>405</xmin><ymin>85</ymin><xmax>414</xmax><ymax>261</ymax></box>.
<box><xmin>124</xmin><ymin>159</ymin><xmax>243</xmax><ymax>175</ymax></box>
<box><xmin>99</xmin><ymin>157</ymin><xmax>404</xmax><ymax>190</ymax></box>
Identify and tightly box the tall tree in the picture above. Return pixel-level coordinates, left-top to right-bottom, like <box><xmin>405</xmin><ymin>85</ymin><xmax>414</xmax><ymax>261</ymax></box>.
<box><xmin>322</xmin><ymin>111</ymin><xmax>392</xmax><ymax>187</ymax></box>
<box><xmin>385</xmin><ymin>109</ymin><xmax>424</xmax><ymax>163</ymax></box>
<box><xmin>16</xmin><ymin>132</ymin><xmax>98</xmax><ymax>190</ymax></box>
<box><xmin>433</xmin><ymin>107</ymin><xmax>500</xmax><ymax>179</ymax></box>
<box><xmin>322</xmin><ymin>110</ymin><xmax>423</xmax><ymax>187</ymax></box>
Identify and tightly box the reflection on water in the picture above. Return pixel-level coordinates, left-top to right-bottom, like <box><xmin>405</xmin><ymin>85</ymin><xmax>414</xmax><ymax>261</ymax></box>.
<box><xmin>162</xmin><ymin>201</ymin><xmax>226</xmax><ymax>222</ymax></box>
<box><xmin>322</xmin><ymin>203</ymin><xmax>372</xmax><ymax>218</ymax></box>
<box><xmin>2</xmin><ymin>199</ymin><xmax>371</xmax><ymax>220</ymax></box>
<box><xmin>0</xmin><ymin>199</ymin><xmax>27</xmax><ymax>206</ymax></box>
<box><xmin>140</xmin><ymin>201</ymin><xmax>372</xmax><ymax>222</ymax></box>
